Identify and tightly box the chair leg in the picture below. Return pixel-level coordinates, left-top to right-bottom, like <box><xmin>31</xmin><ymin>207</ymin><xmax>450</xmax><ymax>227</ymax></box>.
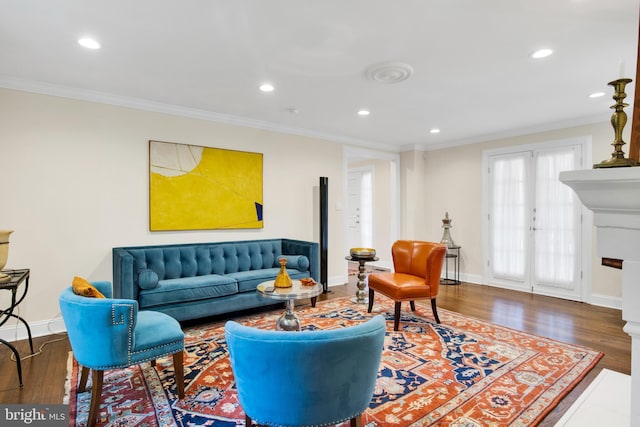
<box><xmin>351</xmin><ymin>414</ymin><xmax>363</xmax><ymax>427</ymax></box>
<box><xmin>78</xmin><ymin>366</ymin><xmax>90</xmax><ymax>392</ymax></box>
<box><xmin>87</xmin><ymin>369</ymin><xmax>104</xmax><ymax>427</ymax></box>
<box><xmin>245</xmin><ymin>414</ymin><xmax>252</xmax><ymax>425</ymax></box>
<box><xmin>173</xmin><ymin>351</ymin><xmax>185</xmax><ymax>399</ymax></box>
<box><xmin>150</xmin><ymin>359</ymin><xmax>156</xmax><ymax>367</ymax></box>
<box><xmin>394</xmin><ymin>302</ymin><xmax>401</xmax><ymax>331</ymax></box>
<box><xmin>431</xmin><ymin>298</ymin><xmax>441</xmax><ymax>324</ymax></box>
<box><xmin>367</xmin><ymin>289</ymin><xmax>375</xmax><ymax>313</ymax></box>
<box><xmin>410</xmin><ymin>300</ymin><xmax>416</xmax><ymax>311</ymax></box>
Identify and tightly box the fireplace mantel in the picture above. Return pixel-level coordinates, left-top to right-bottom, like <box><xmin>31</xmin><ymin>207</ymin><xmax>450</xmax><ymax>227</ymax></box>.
<box><xmin>560</xmin><ymin>166</ymin><xmax>640</xmax><ymax>426</ymax></box>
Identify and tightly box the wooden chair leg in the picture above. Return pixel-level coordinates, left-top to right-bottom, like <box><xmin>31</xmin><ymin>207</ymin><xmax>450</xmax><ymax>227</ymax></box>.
<box><xmin>410</xmin><ymin>300</ymin><xmax>416</xmax><ymax>311</ymax></box>
<box><xmin>173</xmin><ymin>351</ymin><xmax>185</xmax><ymax>399</ymax></box>
<box><xmin>431</xmin><ymin>298</ymin><xmax>441</xmax><ymax>324</ymax></box>
<box><xmin>394</xmin><ymin>302</ymin><xmax>401</xmax><ymax>331</ymax></box>
<box><xmin>78</xmin><ymin>366</ymin><xmax>90</xmax><ymax>392</ymax></box>
<box><xmin>367</xmin><ymin>289</ymin><xmax>375</xmax><ymax>313</ymax></box>
<box><xmin>150</xmin><ymin>359</ymin><xmax>156</xmax><ymax>367</ymax></box>
<box><xmin>87</xmin><ymin>369</ymin><xmax>104</xmax><ymax>427</ymax></box>
<box><xmin>351</xmin><ymin>414</ymin><xmax>363</xmax><ymax>427</ymax></box>
<box><xmin>245</xmin><ymin>414</ymin><xmax>253</xmax><ymax>425</ymax></box>
<box><xmin>311</xmin><ymin>296</ymin><xmax>317</xmax><ymax>307</ymax></box>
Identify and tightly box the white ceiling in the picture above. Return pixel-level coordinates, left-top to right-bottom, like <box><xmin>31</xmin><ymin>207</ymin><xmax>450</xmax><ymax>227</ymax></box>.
<box><xmin>1</xmin><ymin>0</ymin><xmax>639</xmax><ymax>152</ymax></box>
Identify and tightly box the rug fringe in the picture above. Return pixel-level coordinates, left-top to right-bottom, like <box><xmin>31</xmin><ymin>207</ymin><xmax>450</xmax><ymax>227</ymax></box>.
<box><xmin>63</xmin><ymin>351</ymin><xmax>74</xmax><ymax>405</ymax></box>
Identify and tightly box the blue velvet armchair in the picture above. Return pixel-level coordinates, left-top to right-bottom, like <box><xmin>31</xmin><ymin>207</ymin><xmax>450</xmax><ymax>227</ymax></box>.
<box><xmin>225</xmin><ymin>315</ymin><xmax>386</xmax><ymax>427</ymax></box>
<box><xmin>59</xmin><ymin>281</ymin><xmax>185</xmax><ymax>427</ymax></box>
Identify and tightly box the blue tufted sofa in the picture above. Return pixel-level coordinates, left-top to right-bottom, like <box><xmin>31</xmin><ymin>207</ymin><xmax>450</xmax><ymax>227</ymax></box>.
<box><xmin>112</xmin><ymin>238</ymin><xmax>318</xmax><ymax>322</ymax></box>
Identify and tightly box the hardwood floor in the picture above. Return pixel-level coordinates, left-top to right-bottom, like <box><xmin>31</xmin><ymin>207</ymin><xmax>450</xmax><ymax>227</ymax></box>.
<box><xmin>0</xmin><ymin>282</ymin><xmax>630</xmax><ymax>426</ymax></box>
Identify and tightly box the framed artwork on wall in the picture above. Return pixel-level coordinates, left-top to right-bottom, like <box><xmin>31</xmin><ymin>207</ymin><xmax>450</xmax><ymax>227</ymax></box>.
<box><xmin>149</xmin><ymin>140</ymin><xmax>263</xmax><ymax>231</ymax></box>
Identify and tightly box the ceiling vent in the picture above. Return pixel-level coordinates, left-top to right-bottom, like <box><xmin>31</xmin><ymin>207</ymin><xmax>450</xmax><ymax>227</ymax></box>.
<box><xmin>365</xmin><ymin>61</ymin><xmax>413</xmax><ymax>84</ymax></box>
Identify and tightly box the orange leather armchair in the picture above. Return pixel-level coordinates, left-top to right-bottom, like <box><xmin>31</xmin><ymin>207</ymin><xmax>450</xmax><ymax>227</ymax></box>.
<box><xmin>367</xmin><ymin>240</ymin><xmax>447</xmax><ymax>331</ymax></box>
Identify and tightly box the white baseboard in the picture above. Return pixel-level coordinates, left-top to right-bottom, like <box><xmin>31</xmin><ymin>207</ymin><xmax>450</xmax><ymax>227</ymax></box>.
<box><xmin>589</xmin><ymin>293</ymin><xmax>623</xmax><ymax>310</ymax></box>
<box><xmin>0</xmin><ymin>317</ymin><xmax>66</xmax><ymax>343</ymax></box>
<box><xmin>459</xmin><ymin>273</ymin><xmax>483</xmax><ymax>285</ymax></box>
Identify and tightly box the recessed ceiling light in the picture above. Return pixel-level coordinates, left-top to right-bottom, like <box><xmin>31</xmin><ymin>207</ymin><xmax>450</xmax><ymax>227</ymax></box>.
<box><xmin>357</xmin><ymin>109</ymin><xmax>370</xmax><ymax>116</ymax></box>
<box><xmin>530</xmin><ymin>48</ymin><xmax>553</xmax><ymax>59</ymax></box>
<box><xmin>430</xmin><ymin>128</ymin><xmax>441</xmax><ymax>134</ymax></box>
<box><xmin>259</xmin><ymin>83</ymin><xmax>274</xmax><ymax>92</ymax></box>
<box><xmin>589</xmin><ymin>92</ymin><xmax>606</xmax><ymax>98</ymax></box>
<box><xmin>78</xmin><ymin>38</ymin><xmax>100</xmax><ymax>50</ymax></box>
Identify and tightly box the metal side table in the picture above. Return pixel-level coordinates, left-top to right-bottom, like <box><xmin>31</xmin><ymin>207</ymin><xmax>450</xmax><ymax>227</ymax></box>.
<box><xmin>0</xmin><ymin>269</ymin><xmax>34</xmax><ymax>387</ymax></box>
<box><xmin>346</xmin><ymin>255</ymin><xmax>379</xmax><ymax>304</ymax></box>
<box><xmin>440</xmin><ymin>246</ymin><xmax>461</xmax><ymax>285</ymax></box>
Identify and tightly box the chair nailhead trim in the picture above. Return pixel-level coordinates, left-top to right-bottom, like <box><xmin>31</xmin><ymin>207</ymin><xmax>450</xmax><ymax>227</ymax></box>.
<box><xmin>111</xmin><ymin>303</ymin><xmax>135</xmax><ymax>365</ymax></box>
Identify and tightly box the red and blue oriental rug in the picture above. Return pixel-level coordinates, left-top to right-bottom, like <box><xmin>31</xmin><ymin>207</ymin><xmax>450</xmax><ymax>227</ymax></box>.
<box><xmin>65</xmin><ymin>297</ymin><xmax>602</xmax><ymax>426</ymax></box>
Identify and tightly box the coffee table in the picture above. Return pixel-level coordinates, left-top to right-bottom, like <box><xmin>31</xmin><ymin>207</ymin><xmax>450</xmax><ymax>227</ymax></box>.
<box><xmin>257</xmin><ymin>279</ymin><xmax>323</xmax><ymax>331</ymax></box>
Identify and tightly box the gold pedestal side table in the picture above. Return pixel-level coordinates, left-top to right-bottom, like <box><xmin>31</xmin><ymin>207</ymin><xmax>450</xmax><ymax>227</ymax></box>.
<box><xmin>346</xmin><ymin>255</ymin><xmax>379</xmax><ymax>304</ymax></box>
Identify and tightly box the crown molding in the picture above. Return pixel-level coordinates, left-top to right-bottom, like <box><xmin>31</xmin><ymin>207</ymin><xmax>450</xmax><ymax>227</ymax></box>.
<box><xmin>423</xmin><ymin>114</ymin><xmax>608</xmax><ymax>151</ymax></box>
<box><xmin>0</xmin><ymin>76</ymin><xmax>609</xmax><ymax>154</ymax></box>
<box><xmin>0</xmin><ymin>75</ymin><xmax>400</xmax><ymax>152</ymax></box>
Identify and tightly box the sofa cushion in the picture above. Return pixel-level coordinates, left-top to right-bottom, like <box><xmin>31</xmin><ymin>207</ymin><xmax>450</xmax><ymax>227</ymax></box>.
<box><xmin>228</xmin><ymin>269</ymin><xmax>281</xmax><ymax>293</ymax></box>
<box><xmin>138</xmin><ymin>275</ymin><xmax>238</xmax><ymax>309</ymax></box>
<box><xmin>229</xmin><ymin>268</ymin><xmax>312</xmax><ymax>293</ymax></box>
<box><xmin>138</xmin><ymin>269</ymin><xmax>159</xmax><ymax>290</ymax></box>
<box><xmin>277</xmin><ymin>255</ymin><xmax>309</xmax><ymax>271</ymax></box>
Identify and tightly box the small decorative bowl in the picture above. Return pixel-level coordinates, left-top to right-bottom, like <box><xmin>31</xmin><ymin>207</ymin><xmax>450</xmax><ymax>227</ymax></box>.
<box><xmin>300</xmin><ymin>278</ymin><xmax>316</xmax><ymax>286</ymax></box>
<box><xmin>350</xmin><ymin>247</ymin><xmax>376</xmax><ymax>259</ymax></box>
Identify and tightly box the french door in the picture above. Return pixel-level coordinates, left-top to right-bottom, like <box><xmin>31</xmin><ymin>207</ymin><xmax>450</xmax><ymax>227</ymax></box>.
<box><xmin>485</xmin><ymin>140</ymin><xmax>586</xmax><ymax>301</ymax></box>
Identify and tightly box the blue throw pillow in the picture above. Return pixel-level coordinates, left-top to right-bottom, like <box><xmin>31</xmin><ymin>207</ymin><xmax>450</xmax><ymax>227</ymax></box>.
<box><xmin>277</xmin><ymin>255</ymin><xmax>310</xmax><ymax>271</ymax></box>
<box><xmin>138</xmin><ymin>269</ymin><xmax>159</xmax><ymax>290</ymax></box>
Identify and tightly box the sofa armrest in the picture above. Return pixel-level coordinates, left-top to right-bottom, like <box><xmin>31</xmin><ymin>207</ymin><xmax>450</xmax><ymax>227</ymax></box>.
<box><xmin>281</xmin><ymin>239</ymin><xmax>319</xmax><ymax>281</ymax></box>
<box><xmin>112</xmin><ymin>248</ymin><xmax>138</xmax><ymax>300</ymax></box>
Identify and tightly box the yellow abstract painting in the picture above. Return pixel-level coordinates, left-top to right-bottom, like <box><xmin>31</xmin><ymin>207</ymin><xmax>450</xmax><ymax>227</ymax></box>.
<box><xmin>149</xmin><ymin>140</ymin><xmax>263</xmax><ymax>230</ymax></box>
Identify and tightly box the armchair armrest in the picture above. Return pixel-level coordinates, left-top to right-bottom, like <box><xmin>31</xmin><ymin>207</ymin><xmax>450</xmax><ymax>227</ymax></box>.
<box><xmin>59</xmin><ymin>287</ymin><xmax>139</xmax><ymax>369</ymax></box>
<box><xmin>113</xmin><ymin>248</ymin><xmax>137</xmax><ymax>300</ymax></box>
<box><xmin>92</xmin><ymin>281</ymin><xmax>113</xmax><ymax>299</ymax></box>
<box><xmin>282</xmin><ymin>239</ymin><xmax>319</xmax><ymax>281</ymax></box>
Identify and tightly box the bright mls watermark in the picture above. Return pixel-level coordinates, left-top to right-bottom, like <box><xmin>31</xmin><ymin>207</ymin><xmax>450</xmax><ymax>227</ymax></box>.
<box><xmin>1</xmin><ymin>405</ymin><xmax>68</xmax><ymax>426</ymax></box>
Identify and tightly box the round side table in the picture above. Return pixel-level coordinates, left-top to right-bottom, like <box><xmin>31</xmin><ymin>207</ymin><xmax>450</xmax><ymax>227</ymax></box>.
<box><xmin>256</xmin><ymin>280</ymin><xmax>323</xmax><ymax>331</ymax></box>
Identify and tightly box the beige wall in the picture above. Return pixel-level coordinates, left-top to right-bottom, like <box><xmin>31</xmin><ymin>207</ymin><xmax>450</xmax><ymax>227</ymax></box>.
<box><xmin>1</xmin><ymin>86</ymin><xmax>624</xmax><ymax>337</ymax></box>
<box><xmin>1</xmin><ymin>87</ymin><xmax>345</xmax><ymax>332</ymax></box>
<box><xmin>420</xmin><ymin>122</ymin><xmax>623</xmax><ymax>304</ymax></box>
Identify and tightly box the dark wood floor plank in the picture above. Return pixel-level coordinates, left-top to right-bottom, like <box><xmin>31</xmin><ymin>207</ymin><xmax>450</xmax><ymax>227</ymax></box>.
<box><xmin>0</xmin><ymin>281</ymin><xmax>630</xmax><ymax>427</ymax></box>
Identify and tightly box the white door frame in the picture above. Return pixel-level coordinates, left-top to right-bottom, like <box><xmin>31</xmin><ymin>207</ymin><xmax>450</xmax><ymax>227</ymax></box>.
<box><xmin>481</xmin><ymin>136</ymin><xmax>593</xmax><ymax>302</ymax></box>
<box><xmin>343</xmin><ymin>145</ymin><xmax>400</xmax><ymax>270</ymax></box>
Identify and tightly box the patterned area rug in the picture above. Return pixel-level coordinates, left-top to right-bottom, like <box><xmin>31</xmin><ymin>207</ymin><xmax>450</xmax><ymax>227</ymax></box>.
<box><xmin>65</xmin><ymin>297</ymin><xmax>602</xmax><ymax>426</ymax></box>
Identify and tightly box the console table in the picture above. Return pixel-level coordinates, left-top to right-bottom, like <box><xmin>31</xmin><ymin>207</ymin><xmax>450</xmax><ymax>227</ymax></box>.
<box><xmin>440</xmin><ymin>246</ymin><xmax>461</xmax><ymax>285</ymax></box>
<box><xmin>0</xmin><ymin>269</ymin><xmax>34</xmax><ymax>387</ymax></box>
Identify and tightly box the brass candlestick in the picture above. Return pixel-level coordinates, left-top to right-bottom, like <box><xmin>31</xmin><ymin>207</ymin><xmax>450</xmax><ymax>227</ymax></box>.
<box><xmin>594</xmin><ymin>78</ymin><xmax>640</xmax><ymax>168</ymax></box>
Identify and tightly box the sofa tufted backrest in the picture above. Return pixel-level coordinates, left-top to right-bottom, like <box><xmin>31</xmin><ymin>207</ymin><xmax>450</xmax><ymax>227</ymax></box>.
<box><xmin>113</xmin><ymin>238</ymin><xmax>319</xmax><ymax>301</ymax></box>
<box><xmin>128</xmin><ymin>241</ymin><xmax>284</xmax><ymax>281</ymax></box>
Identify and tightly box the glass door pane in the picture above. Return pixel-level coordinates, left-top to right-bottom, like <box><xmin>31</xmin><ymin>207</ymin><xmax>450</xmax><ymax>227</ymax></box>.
<box><xmin>532</xmin><ymin>145</ymin><xmax>581</xmax><ymax>295</ymax></box>
<box><xmin>489</xmin><ymin>152</ymin><xmax>530</xmax><ymax>286</ymax></box>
